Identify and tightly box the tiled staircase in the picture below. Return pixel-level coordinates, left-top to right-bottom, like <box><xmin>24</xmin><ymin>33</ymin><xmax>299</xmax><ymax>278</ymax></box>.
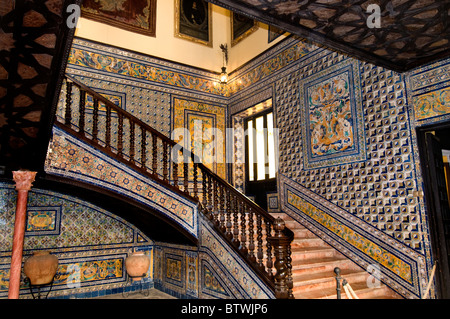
<box><xmin>271</xmin><ymin>213</ymin><xmax>403</xmax><ymax>299</ymax></box>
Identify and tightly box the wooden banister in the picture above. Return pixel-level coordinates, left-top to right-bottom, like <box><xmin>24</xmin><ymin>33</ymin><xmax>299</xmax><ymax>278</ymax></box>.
<box><xmin>55</xmin><ymin>75</ymin><xmax>294</xmax><ymax>298</ymax></box>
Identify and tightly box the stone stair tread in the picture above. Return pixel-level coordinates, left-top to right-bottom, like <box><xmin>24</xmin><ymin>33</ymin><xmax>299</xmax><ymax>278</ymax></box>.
<box><xmin>292</xmin><ymin>268</ymin><xmax>365</xmax><ymax>285</ymax></box>
<box><xmin>292</xmin><ymin>255</ymin><xmax>347</xmax><ymax>266</ymax></box>
<box><xmin>294</xmin><ymin>280</ymin><xmax>385</xmax><ymax>299</ymax></box>
<box><xmin>291</xmin><ymin>246</ymin><xmax>335</xmax><ymax>254</ymax></box>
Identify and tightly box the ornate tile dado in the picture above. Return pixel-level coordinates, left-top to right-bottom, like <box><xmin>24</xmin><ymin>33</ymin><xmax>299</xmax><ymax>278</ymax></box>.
<box><xmin>227</xmin><ymin>38</ymin><xmax>317</xmax><ymax>96</ymax></box>
<box><xmin>407</xmin><ymin>58</ymin><xmax>450</xmax><ymax>124</ymax></box>
<box><xmin>68</xmin><ymin>38</ymin><xmax>225</xmax><ymax>97</ymax></box>
<box><xmin>300</xmin><ymin>58</ymin><xmax>366</xmax><ymax>169</ymax></box>
<box><xmin>0</xmin><ymin>181</ymin><xmax>154</xmax><ymax>298</ymax></box>
<box><xmin>412</xmin><ymin>87</ymin><xmax>450</xmax><ymax>121</ymax></box>
<box><xmin>199</xmin><ymin>220</ymin><xmax>274</xmax><ymax>299</ymax></box>
<box><xmin>45</xmin><ymin>127</ymin><xmax>198</xmax><ymax>237</ymax></box>
<box><xmin>280</xmin><ymin>175</ymin><xmax>425</xmax><ymax>298</ymax></box>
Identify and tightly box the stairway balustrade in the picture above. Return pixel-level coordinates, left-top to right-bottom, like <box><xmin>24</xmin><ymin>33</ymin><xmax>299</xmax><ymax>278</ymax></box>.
<box><xmin>54</xmin><ymin>75</ymin><xmax>294</xmax><ymax>299</ymax></box>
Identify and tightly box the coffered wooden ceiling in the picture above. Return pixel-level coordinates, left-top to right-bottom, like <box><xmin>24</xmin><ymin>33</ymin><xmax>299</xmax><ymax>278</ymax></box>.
<box><xmin>0</xmin><ymin>0</ymin><xmax>79</xmax><ymax>175</ymax></box>
<box><xmin>207</xmin><ymin>0</ymin><xmax>450</xmax><ymax>72</ymax></box>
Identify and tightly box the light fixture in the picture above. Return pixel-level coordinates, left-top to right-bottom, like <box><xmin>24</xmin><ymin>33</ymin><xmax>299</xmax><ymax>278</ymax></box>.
<box><xmin>219</xmin><ymin>43</ymin><xmax>228</xmax><ymax>84</ymax></box>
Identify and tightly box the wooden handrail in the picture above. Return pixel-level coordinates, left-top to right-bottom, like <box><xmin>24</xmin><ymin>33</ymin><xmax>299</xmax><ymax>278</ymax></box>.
<box><xmin>55</xmin><ymin>75</ymin><xmax>294</xmax><ymax>298</ymax></box>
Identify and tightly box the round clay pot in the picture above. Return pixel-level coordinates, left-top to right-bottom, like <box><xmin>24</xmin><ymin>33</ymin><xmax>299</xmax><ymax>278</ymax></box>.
<box><xmin>23</xmin><ymin>251</ymin><xmax>59</xmax><ymax>285</ymax></box>
<box><xmin>125</xmin><ymin>251</ymin><xmax>150</xmax><ymax>281</ymax></box>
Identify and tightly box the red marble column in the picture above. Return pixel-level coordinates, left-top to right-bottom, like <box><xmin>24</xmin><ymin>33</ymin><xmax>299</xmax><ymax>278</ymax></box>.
<box><xmin>8</xmin><ymin>171</ymin><xmax>37</xmax><ymax>299</ymax></box>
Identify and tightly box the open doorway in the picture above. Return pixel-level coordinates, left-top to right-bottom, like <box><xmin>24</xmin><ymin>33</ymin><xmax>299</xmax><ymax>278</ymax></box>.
<box><xmin>417</xmin><ymin>122</ymin><xmax>450</xmax><ymax>298</ymax></box>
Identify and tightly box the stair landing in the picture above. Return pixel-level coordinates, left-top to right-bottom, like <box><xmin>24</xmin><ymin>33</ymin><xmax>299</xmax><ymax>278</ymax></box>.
<box><xmin>272</xmin><ymin>213</ymin><xmax>403</xmax><ymax>299</ymax></box>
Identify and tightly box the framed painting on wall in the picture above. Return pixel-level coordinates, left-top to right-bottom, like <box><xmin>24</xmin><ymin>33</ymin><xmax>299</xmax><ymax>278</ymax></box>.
<box><xmin>231</xmin><ymin>12</ymin><xmax>258</xmax><ymax>47</ymax></box>
<box><xmin>175</xmin><ymin>0</ymin><xmax>212</xmax><ymax>47</ymax></box>
<box><xmin>81</xmin><ymin>0</ymin><xmax>157</xmax><ymax>37</ymax></box>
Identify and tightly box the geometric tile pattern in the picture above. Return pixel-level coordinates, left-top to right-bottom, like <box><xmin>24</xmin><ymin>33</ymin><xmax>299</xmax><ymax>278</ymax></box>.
<box><xmin>277</xmin><ymin>53</ymin><xmax>421</xmax><ymax>251</ymax></box>
<box><xmin>0</xmin><ymin>181</ymin><xmax>152</xmax><ymax>298</ymax></box>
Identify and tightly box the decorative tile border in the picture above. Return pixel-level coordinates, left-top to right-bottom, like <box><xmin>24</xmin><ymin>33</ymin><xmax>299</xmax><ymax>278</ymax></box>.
<box><xmin>45</xmin><ymin>126</ymin><xmax>199</xmax><ymax>238</ymax></box>
<box><xmin>199</xmin><ymin>218</ymin><xmax>274</xmax><ymax>299</ymax></box>
<box><xmin>25</xmin><ymin>206</ymin><xmax>61</xmax><ymax>236</ymax></box>
<box><xmin>280</xmin><ymin>174</ymin><xmax>425</xmax><ymax>298</ymax></box>
<box><xmin>68</xmin><ymin>39</ymin><xmax>225</xmax><ymax>97</ymax></box>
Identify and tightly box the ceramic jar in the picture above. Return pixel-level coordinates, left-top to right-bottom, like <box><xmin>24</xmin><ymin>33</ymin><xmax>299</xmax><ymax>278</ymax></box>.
<box><xmin>23</xmin><ymin>251</ymin><xmax>59</xmax><ymax>285</ymax></box>
<box><xmin>125</xmin><ymin>251</ymin><xmax>150</xmax><ymax>281</ymax></box>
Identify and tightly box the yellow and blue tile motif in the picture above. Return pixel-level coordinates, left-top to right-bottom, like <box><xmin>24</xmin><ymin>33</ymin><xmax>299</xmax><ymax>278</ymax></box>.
<box><xmin>408</xmin><ymin>58</ymin><xmax>450</xmax><ymax>124</ymax></box>
<box><xmin>26</xmin><ymin>207</ymin><xmax>61</xmax><ymax>235</ymax></box>
<box><xmin>300</xmin><ymin>59</ymin><xmax>366</xmax><ymax>169</ymax></box>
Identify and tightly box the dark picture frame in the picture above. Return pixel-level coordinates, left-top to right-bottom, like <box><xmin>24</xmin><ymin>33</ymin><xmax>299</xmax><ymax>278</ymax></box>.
<box><xmin>81</xmin><ymin>0</ymin><xmax>157</xmax><ymax>37</ymax></box>
<box><xmin>175</xmin><ymin>0</ymin><xmax>212</xmax><ymax>47</ymax></box>
<box><xmin>231</xmin><ymin>12</ymin><xmax>258</xmax><ymax>47</ymax></box>
<box><xmin>268</xmin><ymin>25</ymin><xmax>287</xmax><ymax>43</ymax></box>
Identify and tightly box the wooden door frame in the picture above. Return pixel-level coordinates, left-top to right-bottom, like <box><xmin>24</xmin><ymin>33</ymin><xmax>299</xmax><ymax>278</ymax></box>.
<box><xmin>416</xmin><ymin>121</ymin><xmax>450</xmax><ymax>299</ymax></box>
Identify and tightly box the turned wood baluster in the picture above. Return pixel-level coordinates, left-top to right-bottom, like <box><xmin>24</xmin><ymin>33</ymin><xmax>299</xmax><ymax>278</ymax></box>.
<box><xmin>219</xmin><ymin>184</ymin><xmax>226</xmax><ymax>233</ymax></box>
<box><xmin>287</xmin><ymin>244</ymin><xmax>294</xmax><ymax>299</ymax></box>
<box><xmin>193</xmin><ymin>161</ymin><xmax>198</xmax><ymax>200</ymax></box>
<box><xmin>232</xmin><ymin>196</ymin><xmax>240</xmax><ymax>246</ymax></box>
<box><xmin>129</xmin><ymin>120</ymin><xmax>135</xmax><ymax>164</ymax></box>
<box><xmin>265</xmin><ymin>221</ymin><xmax>273</xmax><ymax>279</ymax></box>
<box><xmin>152</xmin><ymin>133</ymin><xmax>158</xmax><ymax>177</ymax></box>
<box><xmin>207</xmin><ymin>174</ymin><xmax>213</xmax><ymax>216</ymax></box>
<box><xmin>256</xmin><ymin>214</ymin><xmax>264</xmax><ymax>270</ymax></box>
<box><xmin>78</xmin><ymin>89</ymin><xmax>86</xmax><ymax>135</ymax></box>
<box><xmin>173</xmin><ymin>150</ymin><xmax>179</xmax><ymax>189</ymax></box>
<box><xmin>64</xmin><ymin>80</ymin><xmax>72</xmax><ymax>125</ymax></box>
<box><xmin>105</xmin><ymin>105</ymin><xmax>111</xmax><ymax>151</ymax></box>
<box><xmin>141</xmin><ymin>127</ymin><xmax>146</xmax><ymax>169</ymax></box>
<box><xmin>201</xmin><ymin>168</ymin><xmax>207</xmax><ymax>214</ymax></box>
<box><xmin>247</xmin><ymin>207</ymin><xmax>256</xmax><ymax>263</ymax></box>
<box><xmin>213</xmin><ymin>180</ymin><xmax>219</xmax><ymax>226</ymax></box>
<box><xmin>163</xmin><ymin>141</ymin><xmax>168</xmax><ymax>182</ymax></box>
<box><xmin>183</xmin><ymin>153</ymin><xmax>189</xmax><ymax>194</ymax></box>
<box><xmin>225</xmin><ymin>189</ymin><xmax>233</xmax><ymax>239</ymax></box>
<box><xmin>117</xmin><ymin>113</ymin><xmax>123</xmax><ymax>157</ymax></box>
<box><xmin>92</xmin><ymin>98</ymin><xmax>99</xmax><ymax>143</ymax></box>
<box><xmin>240</xmin><ymin>203</ymin><xmax>248</xmax><ymax>254</ymax></box>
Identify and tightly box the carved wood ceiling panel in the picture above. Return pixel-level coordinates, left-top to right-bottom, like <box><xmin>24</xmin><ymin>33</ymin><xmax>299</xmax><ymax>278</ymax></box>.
<box><xmin>0</xmin><ymin>0</ymin><xmax>77</xmax><ymax>175</ymax></box>
<box><xmin>207</xmin><ymin>0</ymin><xmax>450</xmax><ymax>72</ymax></box>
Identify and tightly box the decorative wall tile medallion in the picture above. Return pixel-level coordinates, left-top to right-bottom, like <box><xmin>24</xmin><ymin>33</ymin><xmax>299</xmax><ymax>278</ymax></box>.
<box><xmin>26</xmin><ymin>206</ymin><xmax>61</xmax><ymax>235</ymax></box>
<box><xmin>267</xmin><ymin>193</ymin><xmax>280</xmax><ymax>213</ymax></box>
<box><xmin>300</xmin><ymin>59</ymin><xmax>366</xmax><ymax>169</ymax></box>
<box><xmin>413</xmin><ymin>87</ymin><xmax>450</xmax><ymax>120</ymax></box>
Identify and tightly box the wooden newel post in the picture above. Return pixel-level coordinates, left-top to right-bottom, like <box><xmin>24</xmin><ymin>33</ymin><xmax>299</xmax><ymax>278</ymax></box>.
<box><xmin>268</xmin><ymin>217</ymin><xmax>293</xmax><ymax>299</ymax></box>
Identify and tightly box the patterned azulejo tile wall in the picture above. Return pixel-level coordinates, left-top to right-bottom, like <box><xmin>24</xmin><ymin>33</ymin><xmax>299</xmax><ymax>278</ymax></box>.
<box><xmin>42</xmin><ymin>126</ymin><xmax>273</xmax><ymax>299</ymax></box>
<box><xmin>228</xmin><ymin>36</ymin><xmax>450</xmax><ymax>299</ymax></box>
<box><xmin>0</xmin><ymin>181</ymin><xmax>153</xmax><ymax>299</ymax></box>
<box><xmin>63</xmin><ymin>38</ymin><xmax>227</xmax><ymax>180</ymax></box>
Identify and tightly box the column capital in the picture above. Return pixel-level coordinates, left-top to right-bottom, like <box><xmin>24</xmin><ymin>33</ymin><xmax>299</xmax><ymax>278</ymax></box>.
<box><xmin>12</xmin><ymin>170</ymin><xmax>37</xmax><ymax>191</ymax></box>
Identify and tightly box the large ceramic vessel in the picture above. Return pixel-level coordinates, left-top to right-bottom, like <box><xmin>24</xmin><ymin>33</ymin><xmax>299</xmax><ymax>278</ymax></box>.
<box><xmin>23</xmin><ymin>251</ymin><xmax>59</xmax><ymax>285</ymax></box>
<box><xmin>125</xmin><ymin>251</ymin><xmax>150</xmax><ymax>281</ymax></box>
